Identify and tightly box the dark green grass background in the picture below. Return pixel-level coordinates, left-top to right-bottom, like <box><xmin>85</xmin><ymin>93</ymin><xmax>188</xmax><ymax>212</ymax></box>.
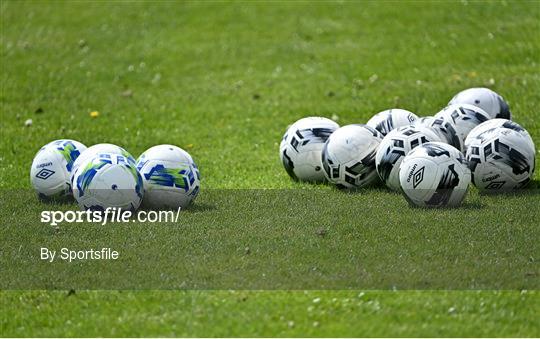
<box><xmin>1</xmin><ymin>189</ymin><xmax>539</xmax><ymax>291</ymax></box>
<box><xmin>1</xmin><ymin>1</ymin><xmax>539</xmax><ymax>337</ymax></box>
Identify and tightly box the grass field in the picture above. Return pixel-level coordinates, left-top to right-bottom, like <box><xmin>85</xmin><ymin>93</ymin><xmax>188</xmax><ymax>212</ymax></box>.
<box><xmin>1</xmin><ymin>1</ymin><xmax>540</xmax><ymax>337</ymax></box>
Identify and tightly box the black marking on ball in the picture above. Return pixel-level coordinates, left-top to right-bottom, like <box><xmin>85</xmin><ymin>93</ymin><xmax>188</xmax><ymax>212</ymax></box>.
<box><xmin>424</xmin><ymin>143</ymin><xmax>450</xmax><ymax>158</ymax></box>
<box><xmin>282</xmin><ymin>149</ymin><xmax>298</xmax><ymax>181</ymax></box>
<box><xmin>425</xmin><ymin>164</ymin><xmax>460</xmax><ymax>206</ymax></box>
<box><xmin>493</xmin><ymin>139</ymin><xmax>530</xmax><ymax>175</ymax></box>
<box><xmin>496</xmin><ymin>96</ymin><xmax>511</xmax><ymax>119</ymax></box>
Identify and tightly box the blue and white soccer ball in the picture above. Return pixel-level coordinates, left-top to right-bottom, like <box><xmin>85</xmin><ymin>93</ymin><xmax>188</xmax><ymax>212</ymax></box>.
<box><xmin>434</xmin><ymin>104</ymin><xmax>491</xmax><ymax>152</ymax></box>
<box><xmin>466</xmin><ymin>126</ymin><xmax>535</xmax><ymax>192</ymax></box>
<box><xmin>399</xmin><ymin>142</ymin><xmax>471</xmax><ymax>207</ymax></box>
<box><xmin>366</xmin><ymin>108</ymin><xmax>418</xmax><ymax>136</ymax></box>
<box><xmin>71</xmin><ymin>143</ymin><xmax>136</xmax><ymax>185</ymax></box>
<box><xmin>279</xmin><ymin>117</ymin><xmax>339</xmax><ymax>182</ymax></box>
<box><xmin>449</xmin><ymin>87</ymin><xmax>511</xmax><ymax>120</ymax></box>
<box><xmin>375</xmin><ymin>125</ymin><xmax>441</xmax><ymax>191</ymax></box>
<box><xmin>30</xmin><ymin>139</ymin><xmax>87</xmax><ymax>199</ymax></box>
<box><xmin>136</xmin><ymin>145</ymin><xmax>200</xmax><ymax>209</ymax></box>
<box><xmin>72</xmin><ymin>153</ymin><xmax>143</xmax><ymax>211</ymax></box>
<box><xmin>322</xmin><ymin>124</ymin><xmax>383</xmax><ymax>189</ymax></box>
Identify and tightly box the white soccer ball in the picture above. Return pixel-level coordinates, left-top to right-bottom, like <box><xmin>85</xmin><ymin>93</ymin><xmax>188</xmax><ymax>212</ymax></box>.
<box><xmin>71</xmin><ymin>143</ymin><xmax>135</xmax><ymax>187</ymax></box>
<box><xmin>322</xmin><ymin>124</ymin><xmax>383</xmax><ymax>189</ymax></box>
<box><xmin>412</xmin><ymin>116</ymin><xmax>462</xmax><ymax>151</ymax></box>
<box><xmin>466</xmin><ymin>126</ymin><xmax>535</xmax><ymax>192</ymax></box>
<box><xmin>464</xmin><ymin>119</ymin><xmax>533</xmax><ymax>152</ymax></box>
<box><xmin>30</xmin><ymin>139</ymin><xmax>87</xmax><ymax>199</ymax></box>
<box><xmin>434</xmin><ymin>104</ymin><xmax>491</xmax><ymax>152</ymax></box>
<box><xmin>449</xmin><ymin>87</ymin><xmax>511</xmax><ymax>120</ymax></box>
<box><xmin>375</xmin><ymin>125</ymin><xmax>441</xmax><ymax>191</ymax></box>
<box><xmin>136</xmin><ymin>145</ymin><xmax>200</xmax><ymax>209</ymax></box>
<box><xmin>279</xmin><ymin>117</ymin><xmax>339</xmax><ymax>182</ymax></box>
<box><xmin>72</xmin><ymin>153</ymin><xmax>143</xmax><ymax>211</ymax></box>
<box><xmin>399</xmin><ymin>142</ymin><xmax>470</xmax><ymax>207</ymax></box>
<box><xmin>366</xmin><ymin>108</ymin><xmax>419</xmax><ymax>136</ymax></box>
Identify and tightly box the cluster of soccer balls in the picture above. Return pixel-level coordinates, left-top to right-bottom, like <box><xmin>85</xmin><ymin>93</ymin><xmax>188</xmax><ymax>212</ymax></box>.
<box><xmin>30</xmin><ymin>142</ymin><xmax>200</xmax><ymax>211</ymax></box>
<box><xmin>280</xmin><ymin>87</ymin><xmax>536</xmax><ymax>207</ymax></box>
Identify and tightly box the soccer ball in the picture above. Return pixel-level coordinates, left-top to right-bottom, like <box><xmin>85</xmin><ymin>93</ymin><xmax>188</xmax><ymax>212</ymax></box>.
<box><xmin>375</xmin><ymin>125</ymin><xmax>441</xmax><ymax>191</ymax></box>
<box><xmin>366</xmin><ymin>108</ymin><xmax>418</xmax><ymax>136</ymax></box>
<box><xmin>434</xmin><ymin>104</ymin><xmax>490</xmax><ymax>151</ymax></box>
<box><xmin>72</xmin><ymin>153</ymin><xmax>143</xmax><ymax>211</ymax></box>
<box><xmin>449</xmin><ymin>87</ymin><xmax>511</xmax><ymax>119</ymax></box>
<box><xmin>399</xmin><ymin>142</ymin><xmax>470</xmax><ymax>207</ymax></box>
<box><xmin>279</xmin><ymin>117</ymin><xmax>339</xmax><ymax>182</ymax></box>
<box><xmin>322</xmin><ymin>124</ymin><xmax>383</xmax><ymax>189</ymax></box>
<box><xmin>466</xmin><ymin>127</ymin><xmax>535</xmax><ymax>191</ymax></box>
<box><xmin>412</xmin><ymin>116</ymin><xmax>462</xmax><ymax>150</ymax></box>
<box><xmin>72</xmin><ymin>143</ymin><xmax>135</xmax><ymax>175</ymax></box>
<box><xmin>136</xmin><ymin>145</ymin><xmax>200</xmax><ymax>209</ymax></box>
<box><xmin>71</xmin><ymin>143</ymin><xmax>135</xmax><ymax>186</ymax></box>
<box><xmin>464</xmin><ymin>119</ymin><xmax>532</xmax><ymax>151</ymax></box>
<box><xmin>30</xmin><ymin>139</ymin><xmax>87</xmax><ymax>199</ymax></box>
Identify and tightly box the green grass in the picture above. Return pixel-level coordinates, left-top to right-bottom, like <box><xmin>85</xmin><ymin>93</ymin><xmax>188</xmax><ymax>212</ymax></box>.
<box><xmin>1</xmin><ymin>291</ymin><xmax>539</xmax><ymax>337</ymax></box>
<box><xmin>1</xmin><ymin>0</ymin><xmax>540</xmax><ymax>337</ymax></box>
<box><xmin>1</xmin><ymin>189</ymin><xmax>539</xmax><ymax>290</ymax></box>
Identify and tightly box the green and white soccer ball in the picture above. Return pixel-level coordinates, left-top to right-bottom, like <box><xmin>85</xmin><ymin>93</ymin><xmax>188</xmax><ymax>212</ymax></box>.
<box><xmin>136</xmin><ymin>145</ymin><xmax>200</xmax><ymax>210</ymax></box>
<box><xmin>30</xmin><ymin>139</ymin><xmax>87</xmax><ymax>199</ymax></box>
<box><xmin>70</xmin><ymin>143</ymin><xmax>135</xmax><ymax>186</ymax></box>
<box><xmin>72</xmin><ymin>153</ymin><xmax>143</xmax><ymax>211</ymax></box>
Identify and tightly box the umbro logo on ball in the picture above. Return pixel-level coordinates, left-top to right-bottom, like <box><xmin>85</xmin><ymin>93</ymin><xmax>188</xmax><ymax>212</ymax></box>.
<box><xmin>35</xmin><ymin>168</ymin><xmax>55</xmax><ymax>180</ymax></box>
<box><xmin>485</xmin><ymin>181</ymin><xmax>506</xmax><ymax>190</ymax></box>
<box><xmin>412</xmin><ymin>166</ymin><xmax>425</xmax><ymax>188</ymax></box>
